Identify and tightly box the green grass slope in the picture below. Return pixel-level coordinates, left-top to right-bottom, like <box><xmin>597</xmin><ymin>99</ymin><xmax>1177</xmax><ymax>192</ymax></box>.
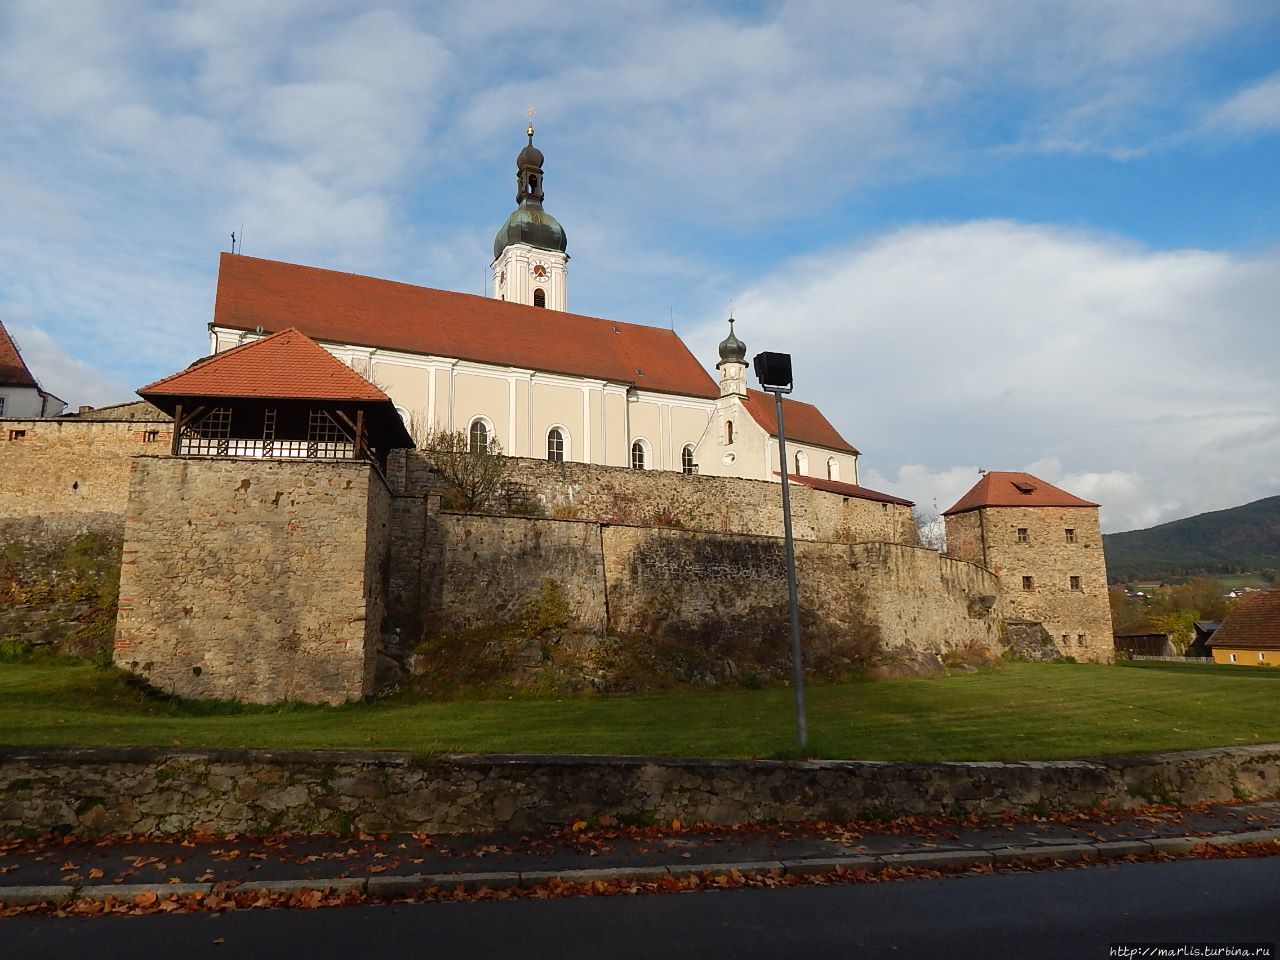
<box><xmin>1103</xmin><ymin>495</ymin><xmax>1280</xmax><ymax>583</ymax></box>
<box><xmin>2</xmin><ymin>660</ymin><xmax>1278</xmax><ymax>761</ymax></box>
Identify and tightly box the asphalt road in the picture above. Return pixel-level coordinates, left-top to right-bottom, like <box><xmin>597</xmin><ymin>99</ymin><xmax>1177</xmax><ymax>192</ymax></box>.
<box><xmin>8</xmin><ymin>856</ymin><xmax>1280</xmax><ymax>959</ymax></box>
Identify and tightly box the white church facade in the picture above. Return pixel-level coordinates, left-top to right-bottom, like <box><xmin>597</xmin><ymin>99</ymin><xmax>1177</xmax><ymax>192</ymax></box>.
<box><xmin>208</xmin><ymin>125</ymin><xmax>867</xmax><ymax>489</ymax></box>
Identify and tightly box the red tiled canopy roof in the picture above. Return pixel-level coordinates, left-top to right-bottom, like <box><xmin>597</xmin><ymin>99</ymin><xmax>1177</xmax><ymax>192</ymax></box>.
<box><xmin>138</xmin><ymin>328</ymin><xmax>391</xmax><ymax>403</ymax></box>
<box><xmin>1208</xmin><ymin>591</ymin><xmax>1280</xmax><ymax>651</ymax></box>
<box><xmin>742</xmin><ymin>389</ymin><xmax>858</xmax><ymax>455</ymax></box>
<box><xmin>775</xmin><ymin>473</ymin><xmax>913</xmax><ymax>506</ymax></box>
<box><xmin>213</xmin><ymin>254</ymin><xmax>719</xmax><ymax>400</ymax></box>
<box><xmin>0</xmin><ymin>320</ymin><xmax>38</xmax><ymax>389</ymax></box>
<box><xmin>943</xmin><ymin>471</ymin><xmax>1099</xmax><ymax>515</ymax></box>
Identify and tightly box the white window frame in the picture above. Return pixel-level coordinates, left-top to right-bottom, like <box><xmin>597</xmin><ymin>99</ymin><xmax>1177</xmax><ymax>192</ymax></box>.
<box><xmin>546</xmin><ymin>425</ymin><xmax>569</xmax><ymax>463</ymax></box>
<box><xmin>469</xmin><ymin>416</ymin><xmax>495</xmax><ymax>453</ymax></box>
<box><xmin>631</xmin><ymin>438</ymin><xmax>651</xmax><ymax>470</ymax></box>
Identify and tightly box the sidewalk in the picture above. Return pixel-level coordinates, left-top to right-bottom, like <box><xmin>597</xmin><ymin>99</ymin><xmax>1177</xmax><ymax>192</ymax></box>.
<box><xmin>3</xmin><ymin>799</ymin><xmax>1279</xmax><ymax>906</ymax></box>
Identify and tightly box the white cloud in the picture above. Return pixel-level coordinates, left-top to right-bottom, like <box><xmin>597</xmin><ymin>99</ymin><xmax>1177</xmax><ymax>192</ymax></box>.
<box><xmin>1207</xmin><ymin>71</ymin><xmax>1280</xmax><ymax>132</ymax></box>
<box><xmin>724</xmin><ymin>220</ymin><xmax>1280</xmax><ymax>532</ymax></box>
<box><xmin>3</xmin><ymin>323</ymin><xmax>132</xmax><ymax>408</ymax></box>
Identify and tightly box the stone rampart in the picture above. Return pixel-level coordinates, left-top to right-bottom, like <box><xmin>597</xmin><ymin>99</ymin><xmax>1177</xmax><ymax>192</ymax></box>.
<box><xmin>391</xmin><ymin>452</ymin><xmax>914</xmax><ymax>544</ymax></box>
<box><xmin>408</xmin><ymin>514</ymin><xmax>1004</xmax><ymax>682</ymax></box>
<box><xmin>113</xmin><ymin>456</ymin><xmax>391</xmax><ymax>704</ymax></box>
<box><xmin>0</xmin><ymin>418</ymin><xmax>171</xmax><ymax>520</ymax></box>
<box><xmin>2</xmin><ymin>744</ymin><xmax>1276</xmax><ymax>837</ymax></box>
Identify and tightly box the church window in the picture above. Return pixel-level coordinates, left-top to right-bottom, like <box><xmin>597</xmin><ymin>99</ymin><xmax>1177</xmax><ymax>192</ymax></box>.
<box><xmin>631</xmin><ymin>440</ymin><xmax>648</xmax><ymax>470</ymax></box>
<box><xmin>547</xmin><ymin>427</ymin><xmax>565</xmax><ymax>462</ymax></box>
<box><xmin>827</xmin><ymin>457</ymin><xmax>839</xmax><ymax>481</ymax></box>
<box><xmin>533</xmin><ymin>288</ymin><xmax>546</xmax><ymax>308</ymax></box>
<box><xmin>1022</xmin><ymin>576</ymin><xmax>1034</xmax><ymax>590</ymax></box>
<box><xmin>725</xmin><ymin>420</ymin><xmax>734</xmax><ymax>445</ymax></box>
<box><xmin>681</xmin><ymin>445</ymin><xmax>695</xmax><ymax>475</ymax></box>
<box><xmin>1017</xmin><ymin>528</ymin><xmax>1028</xmax><ymax>543</ymax></box>
<box><xmin>1065</xmin><ymin>528</ymin><xmax>1076</xmax><ymax>543</ymax></box>
<box><xmin>469</xmin><ymin>419</ymin><xmax>492</xmax><ymax>454</ymax></box>
<box><xmin>794</xmin><ymin>450</ymin><xmax>807</xmax><ymax>475</ymax></box>
<box><xmin>1070</xmin><ymin>576</ymin><xmax>1081</xmax><ymax>591</ymax></box>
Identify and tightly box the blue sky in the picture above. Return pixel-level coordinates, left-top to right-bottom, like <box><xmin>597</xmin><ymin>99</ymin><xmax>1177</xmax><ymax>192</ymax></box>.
<box><xmin>2</xmin><ymin>1</ymin><xmax>1279</xmax><ymax>532</ymax></box>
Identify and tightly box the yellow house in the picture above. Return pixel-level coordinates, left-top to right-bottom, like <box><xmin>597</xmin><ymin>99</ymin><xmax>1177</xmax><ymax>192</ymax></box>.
<box><xmin>1207</xmin><ymin>590</ymin><xmax>1280</xmax><ymax>666</ymax></box>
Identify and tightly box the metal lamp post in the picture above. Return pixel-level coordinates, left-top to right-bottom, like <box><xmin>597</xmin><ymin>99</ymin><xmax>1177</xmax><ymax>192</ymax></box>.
<box><xmin>752</xmin><ymin>351</ymin><xmax>807</xmax><ymax>748</ymax></box>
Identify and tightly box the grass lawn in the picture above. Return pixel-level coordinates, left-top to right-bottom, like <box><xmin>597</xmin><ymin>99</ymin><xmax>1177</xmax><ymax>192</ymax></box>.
<box><xmin>0</xmin><ymin>659</ymin><xmax>1277</xmax><ymax>762</ymax></box>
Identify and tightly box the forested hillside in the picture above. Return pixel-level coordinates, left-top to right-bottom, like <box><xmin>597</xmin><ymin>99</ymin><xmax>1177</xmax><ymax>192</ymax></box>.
<box><xmin>1103</xmin><ymin>495</ymin><xmax>1280</xmax><ymax>583</ymax></box>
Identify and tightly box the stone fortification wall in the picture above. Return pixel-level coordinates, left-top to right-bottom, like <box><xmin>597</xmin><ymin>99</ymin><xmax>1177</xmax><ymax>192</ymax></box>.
<box><xmin>0</xmin><ymin>418</ymin><xmax>171</xmax><ymax>520</ymax></box>
<box><xmin>3</xmin><ymin>744</ymin><xmax>1276</xmax><ymax>837</ymax></box>
<box><xmin>408</xmin><ymin>514</ymin><xmax>1003</xmax><ymax>686</ymax></box>
<box><xmin>113</xmin><ymin>457</ymin><xmax>390</xmax><ymax>704</ymax></box>
<box><xmin>391</xmin><ymin>452</ymin><xmax>914</xmax><ymax>544</ymax></box>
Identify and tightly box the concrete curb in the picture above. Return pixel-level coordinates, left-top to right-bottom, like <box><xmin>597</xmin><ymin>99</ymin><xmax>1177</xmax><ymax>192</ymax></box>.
<box><xmin>3</xmin><ymin>828</ymin><xmax>1278</xmax><ymax>907</ymax></box>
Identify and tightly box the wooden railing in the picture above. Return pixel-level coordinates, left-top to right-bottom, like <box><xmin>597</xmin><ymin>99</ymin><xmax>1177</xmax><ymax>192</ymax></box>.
<box><xmin>177</xmin><ymin>437</ymin><xmax>358</xmax><ymax>460</ymax></box>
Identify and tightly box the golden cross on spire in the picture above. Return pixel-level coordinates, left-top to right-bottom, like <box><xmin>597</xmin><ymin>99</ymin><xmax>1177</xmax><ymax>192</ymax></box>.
<box><xmin>526</xmin><ymin>105</ymin><xmax>536</xmax><ymax>138</ymax></box>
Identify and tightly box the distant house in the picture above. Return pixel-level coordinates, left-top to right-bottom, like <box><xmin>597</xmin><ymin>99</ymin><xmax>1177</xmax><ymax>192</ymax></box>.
<box><xmin>1113</xmin><ymin>632</ymin><xmax>1175</xmax><ymax>659</ymax></box>
<box><xmin>0</xmin><ymin>320</ymin><xmax>65</xmax><ymax>418</ymax></box>
<box><xmin>1207</xmin><ymin>592</ymin><xmax>1280</xmax><ymax>667</ymax></box>
<box><xmin>1185</xmin><ymin>621</ymin><xmax>1221</xmax><ymax>659</ymax></box>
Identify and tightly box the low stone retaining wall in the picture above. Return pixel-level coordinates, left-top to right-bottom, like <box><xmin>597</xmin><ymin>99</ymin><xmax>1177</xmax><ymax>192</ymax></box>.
<box><xmin>2</xmin><ymin>745</ymin><xmax>1278</xmax><ymax>837</ymax></box>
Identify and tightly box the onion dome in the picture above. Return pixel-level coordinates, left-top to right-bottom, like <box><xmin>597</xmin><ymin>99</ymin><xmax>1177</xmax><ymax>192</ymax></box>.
<box><xmin>716</xmin><ymin>317</ymin><xmax>747</xmax><ymax>367</ymax></box>
<box><xmin>493</xmin><ymin>122</ymin><xmax>567</xmax><ymax>260</ymax></box>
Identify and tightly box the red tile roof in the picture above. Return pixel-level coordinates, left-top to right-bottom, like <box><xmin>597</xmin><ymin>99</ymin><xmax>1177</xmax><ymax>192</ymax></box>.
<box><xmin>942</xmin><ymin>471</ymin><xmax>1099</xmax><ymax>515</ymax></box>
<box><xmin>775</xmin><ymin>473</ymin><xmax>913</xmax><ymax>506</ymax></box>
<box><xmin>0</xmin><ymin>320</ymin><xmax>38</xmax><ymax>389</ymax></box>
<box><xmin>213</xmin><ymin>254</ymin><xmax>720</xmax><ymax>400</ymax></box>
<box><xmin>742</xmin><ymin>389</ymin><xmax>858</xmax><ymax>455</ymax></box>
<box><xmin>138</xmin><ymin>328</ymin><xmax>391</xmax><ymax>403</ymax></box>
<box><xmin>1208</xmin><ymin>591</ymin><xmax>1280</xmax><ymax>651</ymax></box>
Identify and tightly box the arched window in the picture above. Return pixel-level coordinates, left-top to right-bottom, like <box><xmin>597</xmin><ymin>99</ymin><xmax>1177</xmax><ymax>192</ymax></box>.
<box><xmin>547</xmin><ymin>427</ymin><xmax>566</xmax><ymax>462</ymax></box>
<box><xmin>681</xmin><ymin>445</ymin><xmax>696</xmax><ymax>475</ymax></box>
<box><xmin>725</xmin><ymin>420</ymin><xmax>734</xmax><ymax>445</ymax></box>
<box><xmin>533</xmin><ymin>288</ymin><xmax>546</xmax><ymax>308</ymax></box>
<box><xmin>794</xmin><ymin>450</ymin><xmax>808</xmax><ymax>476</ymax></box>
<box><xmin>469</xmin><ymin>418</ymin><xmax>491</xmax><ymax>454</ymax></box>
<box><xmin>630</xmin><ymin>440</ymin><xmax>648</xmax><ymax>470</ymax></box>
<box><xmin>827</xmin><ymin>457</ymin><xmax>839</xmax><ymax>481</ymax></box>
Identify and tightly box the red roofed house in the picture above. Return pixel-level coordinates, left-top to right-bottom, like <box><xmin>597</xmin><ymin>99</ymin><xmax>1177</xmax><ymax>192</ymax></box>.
<box><xmin>0</xmin><ymin>319</ymin><xmax>66</xmax><ymax>419</ymax></box>
<box><xmin>207</xmin><ymin>127</ymin><xmax>866</xmax><ymax>495</ymax></box>
<box><xmin>943</xmin><ymin>472</ymin><xmax>1113</xmax><ymax>662</ymax></box>
<box><xmin>1207</xmin><ymin>591</ymin><xmax>1280</xmax><ymax>667</ymax></box>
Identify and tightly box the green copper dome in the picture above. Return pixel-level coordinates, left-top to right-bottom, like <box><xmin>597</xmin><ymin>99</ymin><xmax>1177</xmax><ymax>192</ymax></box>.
<box><xmin>493</xmin><ymin>201</ymin><xmax>568</xmax><ymax>260</ymax></box>
<box><xmin>717</xmin><ymin>317</ymin><xmax>747</xmax><ymax>367</ymax></box>
<box><xmin>493</xmin><ymin>125</ymin><xmax>567</xmax><ymax>261</ymax></box>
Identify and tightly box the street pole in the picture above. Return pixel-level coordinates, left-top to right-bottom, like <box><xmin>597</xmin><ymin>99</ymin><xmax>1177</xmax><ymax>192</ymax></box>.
<box><xmin>770</xmin><ymin>388</ymin><xmax>808</xmax><ymax>748</ymax></box>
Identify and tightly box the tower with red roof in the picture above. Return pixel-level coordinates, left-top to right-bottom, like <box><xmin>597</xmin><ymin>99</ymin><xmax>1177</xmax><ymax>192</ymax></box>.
<box><xmin>943</xmin><ymin>472</ymin><xmax>1114</xmax><ymax>662</ymax></box>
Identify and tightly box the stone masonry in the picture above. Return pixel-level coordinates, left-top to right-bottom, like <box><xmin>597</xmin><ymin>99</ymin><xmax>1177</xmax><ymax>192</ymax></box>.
<box><xmin>390</xmin><ymin>452</ymin><xmax>915</xmax><ymax>544</ymax></box>
<box><xmin>945</xmin><ymin>505</ymin><xmax>1113</xmax><ymax>662</ymax></box>
<box><xmin>113</xmin><ymin>456</ymin><xmax>391</xmax><ymax>704</ymax></box>
<box><xmin>0</xmin><ymin>418</ymin><xmax>171</xmax><ymax>519</ymax></box>
<box><xmin>2</xmin><ymin>744</ymin><xmax>1277</xmax><ymax>837</ymax></box>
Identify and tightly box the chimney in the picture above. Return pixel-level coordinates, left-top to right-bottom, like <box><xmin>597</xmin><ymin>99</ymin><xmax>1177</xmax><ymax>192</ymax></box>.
<box><xmin>78</xmin><ymin>405</ymin><xmax>94</xmax><ymax>415</ymax></box>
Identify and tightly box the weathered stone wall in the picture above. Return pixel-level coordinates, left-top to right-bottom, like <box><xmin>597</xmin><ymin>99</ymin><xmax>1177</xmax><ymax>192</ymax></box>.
<box><xmin>422</xmin><ymin>514</ymin><xmax>608</xmax><ymax>637</ymax></box>
<box><xmin>113</xmin><ymin>457</ymin><xmax>390</xmax><ymax>704</ymax></box>
<box><xmin>0</xmin><ymin>418</ymin><xmax>171</xmax><ymax>520</ymax></box>
<box><xmin>0</xmin><ymin>515</ymin><xmax>123</xmax><ymax>659</ymax></box>
<box><xmin>407</xmin><ymin>515</ymin><xmax>1004</xmax><ymax>686</ymax></box>
<box><xmin>2</xmin><ymin>744</ymin><xmax>1277</xmax><ymax>837</ymax></box>
<box><xmin>946</xmin><ymin>505</ymin><xmax>1113</xmax><ymax>663</ymax></box>
<box><xmin>391</xmin><ymin>452</ymin><xmax>914</xmax><ymax>544</ymax></box>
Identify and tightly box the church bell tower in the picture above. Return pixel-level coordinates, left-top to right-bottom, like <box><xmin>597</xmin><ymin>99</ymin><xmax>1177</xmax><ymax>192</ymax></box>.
<box><xmin>491</xmin><ymin>116</ymin><xmax>569</xmax><ymax>310</ymax></box>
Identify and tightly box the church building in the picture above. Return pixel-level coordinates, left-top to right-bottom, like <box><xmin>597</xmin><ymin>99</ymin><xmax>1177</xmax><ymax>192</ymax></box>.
<box><xmin>208</xmin><ymin>124</ymin><xmax>862</xmax><ymax>487</ymax></box>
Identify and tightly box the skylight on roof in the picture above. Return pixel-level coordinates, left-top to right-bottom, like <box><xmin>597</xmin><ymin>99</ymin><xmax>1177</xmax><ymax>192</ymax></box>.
<box><xmin>1012</xmin><ymin>481</ymin><xmax>1036</xmax><ymax>494</ymax></box>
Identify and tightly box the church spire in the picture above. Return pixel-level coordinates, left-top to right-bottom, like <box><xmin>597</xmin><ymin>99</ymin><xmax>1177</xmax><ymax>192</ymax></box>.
<box><xmin>716</xmin><ymin>316</ymin><xmax>748</xmax><ymax>397</ymax></box>
<box><xmin>491</xmin><ymin>112</ymin><xmax>569</xmax><ymax>310</ymax></box>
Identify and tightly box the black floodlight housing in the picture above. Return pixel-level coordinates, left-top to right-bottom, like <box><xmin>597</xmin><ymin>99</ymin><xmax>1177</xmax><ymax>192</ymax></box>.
<box><xmin>753</xmin><ymin>351</ymin><xmax>793</xmax><ymax>393</ymax></box>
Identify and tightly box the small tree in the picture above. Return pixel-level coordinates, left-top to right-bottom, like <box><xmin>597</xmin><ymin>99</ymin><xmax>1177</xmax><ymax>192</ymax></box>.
<box><xmin>419</xmin><ymin>428</ymin><xmax>507</xmax><ymax>512</ymax></box>
<box><xmin>911</xmin><ymin>505</ymin><xmax>947</xmax><ymax>552</ymax></box>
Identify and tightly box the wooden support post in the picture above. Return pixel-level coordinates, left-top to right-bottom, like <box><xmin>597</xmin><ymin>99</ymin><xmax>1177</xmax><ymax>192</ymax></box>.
<box><xmin>171</xmin><ymin>403</ymin><xmax>182</xmax><ymax>456</ymax></box>
<box><xmin>355</xmin><ymin>409</ymin><xmax>365</xmax><ymax>461</ymax></box>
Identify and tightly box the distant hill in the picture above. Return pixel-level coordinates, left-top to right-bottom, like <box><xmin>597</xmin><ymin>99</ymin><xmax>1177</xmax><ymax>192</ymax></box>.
<box><xmin>1103</xmin><ymin>495</ymin><xmax>1280</xmax><ymax>583</ymax></box>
